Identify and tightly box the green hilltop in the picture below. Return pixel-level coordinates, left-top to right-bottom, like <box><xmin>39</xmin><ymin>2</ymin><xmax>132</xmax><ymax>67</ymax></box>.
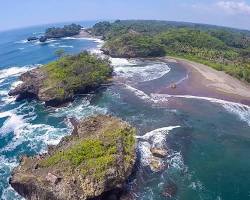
<box><xmin>92</xmin><ymin>20</ymin><xmax>250</xmax><ymax>83</ymax></box>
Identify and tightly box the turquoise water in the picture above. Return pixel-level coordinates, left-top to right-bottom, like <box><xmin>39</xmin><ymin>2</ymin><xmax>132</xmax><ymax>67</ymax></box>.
<box><xmin>0</xmin><ymin>23</ymin><xmax>250</xmax><ymax>200</ymax></box>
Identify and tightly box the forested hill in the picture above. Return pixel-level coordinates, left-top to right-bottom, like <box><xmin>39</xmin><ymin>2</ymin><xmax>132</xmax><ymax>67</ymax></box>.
<box><xmin>91</xmin><ymin>20</ymin><xmax>250</xmax><ymax>83</ymax></box>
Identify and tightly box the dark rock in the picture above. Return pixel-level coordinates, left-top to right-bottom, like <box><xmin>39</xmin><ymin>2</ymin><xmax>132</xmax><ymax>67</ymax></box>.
<box><xmin>170</xmin><ymin>83</ymin><xmax>177</xmax><ymax>89</ymax></box>
<box><xmin>39</xmin><ymin>36</ymin><xmax>47</xmax><ymax>42</ymax></box>
<box><xmin>8</xmin><ymin>68</ymin><xmax>46</xmax><ymax>101</ymax></box>
<box><xmin>27</xmin><ymin>36</ymin><xmax>38</xmax><ymax>41</ymax></box>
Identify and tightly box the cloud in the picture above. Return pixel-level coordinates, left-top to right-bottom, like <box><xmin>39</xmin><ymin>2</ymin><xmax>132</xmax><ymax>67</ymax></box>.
<box><xmin>216</xmin><ymin>1</ymin><xmax>250</xmax><ymax>15</ymax></box>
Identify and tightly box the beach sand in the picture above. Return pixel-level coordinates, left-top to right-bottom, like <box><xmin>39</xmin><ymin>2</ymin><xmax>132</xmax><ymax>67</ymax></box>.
<box><xmin>160</xmin><ymin>57</ymin><xmax>250</xmax><ymax>105</ymax></box>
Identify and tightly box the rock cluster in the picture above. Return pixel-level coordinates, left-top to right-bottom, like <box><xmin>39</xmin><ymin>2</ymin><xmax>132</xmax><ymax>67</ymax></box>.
<box><xmin>10</xmin><ymin>115</ymin><xmax>136</xmax><ymax>200</ymax></box>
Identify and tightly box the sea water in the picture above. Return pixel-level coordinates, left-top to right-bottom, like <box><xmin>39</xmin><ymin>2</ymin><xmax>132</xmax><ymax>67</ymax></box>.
<box><xmin>0</xmin><ymin>22</ymin><xmax>250</xmax><ymax>200</ymax></box>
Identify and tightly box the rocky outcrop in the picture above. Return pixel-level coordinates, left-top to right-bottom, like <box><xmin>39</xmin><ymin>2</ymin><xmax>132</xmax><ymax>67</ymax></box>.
<box><xmin>8</xmin><ymin>68</ymin><xmax>47</xmax><ymax>101</ymax></box>
<box><xmin>10</xmin><ymin>115</ymin><xmax>136</xmax><ymax>200</ymax></box>
<box><xmin>8</xmin><ymin>68</ymin><xmax>70</xmax><ymax>106</ymax></box>
<box><xmin>8</xmin><ymin>52</ymin><xmax>112</xmax><ymax>106</ymax></box>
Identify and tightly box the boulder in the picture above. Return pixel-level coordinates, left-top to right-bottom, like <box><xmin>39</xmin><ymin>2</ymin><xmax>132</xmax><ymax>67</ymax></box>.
<box><xmin>149</xmin><ymin>157</ymin><xmax>165</xmax><ymax>172</ymax></box>
<box><xmin>10</xmin><ymin>115</ymin><xmax>136</xmax><ymax>200</ymax></box>
<box><xmin>150</xmin><ymin>148</ymin><xmax>168</xmax><ymax>158</ymax></box>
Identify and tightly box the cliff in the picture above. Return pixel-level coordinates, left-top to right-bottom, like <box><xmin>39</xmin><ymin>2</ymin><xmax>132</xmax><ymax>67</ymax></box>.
<box><xmin>10</xmin><ymin>115</ymin><xmax>136</xmax><ymax>200</ymax></box>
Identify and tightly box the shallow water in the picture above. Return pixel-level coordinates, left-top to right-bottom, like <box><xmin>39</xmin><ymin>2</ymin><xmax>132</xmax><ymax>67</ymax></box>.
<box><xmin>0</xmin><ymin>23</ymin><xmax>250</xmax><ymax>200</ymax></box>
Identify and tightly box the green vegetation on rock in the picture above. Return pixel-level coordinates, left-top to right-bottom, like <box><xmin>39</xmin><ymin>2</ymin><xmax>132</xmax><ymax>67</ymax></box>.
<box><xmin>10</xmin><ymin>115</ymin><xmax>136</xmax><ymax>200</ymax></box>
<box><xmin>42</xmin><ymin>51</ymin><xmax>112</xmax><ymax>101</ymax></box>
<box><xmin>9</xmin><ymin>52</ymin><xmax>112</xmax><ymax>106</ymax></box>
<box><xmin>92</xmin><ymin>20</ymin><xmax>250</xmax><ymax>82</ymax></box>
<box><xmin>40</xmin><ymin>117</ymin><xmax>136</xmax><ymax>179</ymax></box>
<box><xmin>103</xmin><ymin>33</ymin><xmax>165</xmax><ymax>58</ymax></box>
<box><xmin>45</xmin><ymin>23</ymin><xmax>82</xmax><ymax>38</ymax></box>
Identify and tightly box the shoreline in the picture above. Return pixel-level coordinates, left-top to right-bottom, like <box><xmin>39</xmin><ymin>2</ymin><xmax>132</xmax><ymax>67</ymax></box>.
<box><xmin>159</xmin><ymin>57</ymin><xmax>250</xmax><ymax>106</ymax></box>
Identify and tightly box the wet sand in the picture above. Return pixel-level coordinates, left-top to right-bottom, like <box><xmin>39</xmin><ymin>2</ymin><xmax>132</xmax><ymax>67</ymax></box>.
<box><xmin>159</xmin><ymin>57</ymin><xmax>250</xmax><ymax>105</ymax></box>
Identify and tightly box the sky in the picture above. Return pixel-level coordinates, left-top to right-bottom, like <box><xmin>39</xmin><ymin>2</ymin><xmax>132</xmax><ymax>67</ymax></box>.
<box><xmin>1</xmin><ymin>0</ymin><xmax>250</xmax><ymax>31</ymax></box>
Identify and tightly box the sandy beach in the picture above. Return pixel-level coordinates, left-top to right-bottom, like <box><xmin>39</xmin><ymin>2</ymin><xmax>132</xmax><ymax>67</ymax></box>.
<box><xmin>160</xmin><ymin>57</ymin><xmax>250</xmax><ymax>105</ymax></box>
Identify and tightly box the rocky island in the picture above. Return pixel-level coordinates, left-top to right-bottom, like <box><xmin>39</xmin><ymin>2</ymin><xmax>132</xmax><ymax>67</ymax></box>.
<box><xmin>10</xmin><ymin>115</ymin><xmax>136</xmax><ymax>200</ymax></box>
<box><xmin>9</xmin><ymin>52</ymin><xmax>112</xmax><ymax>106</ymax></box>
<box><xmin>27</xmin><ymin>24</ymin><xmax>82</xmax><ymax>42</ymax></box>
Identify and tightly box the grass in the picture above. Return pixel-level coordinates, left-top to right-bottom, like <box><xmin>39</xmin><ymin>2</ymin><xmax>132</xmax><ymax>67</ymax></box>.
<box><xmin>40</xmin><ymin>126</ymin><xmax>136</xmax><ymax>180</ymax></box>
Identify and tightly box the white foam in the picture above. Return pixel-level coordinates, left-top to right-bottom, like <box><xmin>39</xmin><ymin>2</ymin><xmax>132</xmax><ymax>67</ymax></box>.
<box><xmin>114</xmin><ymin>62</ymin><xmax>170</xmax><ymax>83</ymax></box>
<box><xmin>151</xmin><ymin>93</ymin><xmax>250</xmax><ymax>126</ymax></box>
<box><xmin>137</xmin><ymin>126</ymin><xmax>181</xmax><ymax>142</ymax></box>
<box><xmin>51</xmin><ymin>97</ymin><xmax>107</xmax><ymax>120</ymax></box>
<box><xmin>14</xmin><ymin>40</ymin><xmax>28</xmax><ymax>44</ymax></box>
<box><xmin>137</xmin><ymin>126</ymin><xmax>180</xmax><ymax>166</ymax></box>
<box><xmin>58</xmin><ymin>45</ymin><xmax>73</xmax><ymax>48</ymax></box>
<box><xmin>0</xmin><ymin>65</ymin><xmax>39</xmax><ymax>80</ymax></box>
<box><xmin>0</xmin><ymin>111</ymin><xmax>25</xmax><ymax>135</ymax></box>
<box><xmin>123</xmin><ymin>84</ymin><xmax>158</xmax><ymax>104</ymax></box>
<box><xmin>0</xmin><ymin>90</ymin><xmax>8</xmax><ymax>96</ymax></box>
<box><xmin>110</xmin><ymin>58</ymin><xmax>137</xmax><ymax>67</ymax></box>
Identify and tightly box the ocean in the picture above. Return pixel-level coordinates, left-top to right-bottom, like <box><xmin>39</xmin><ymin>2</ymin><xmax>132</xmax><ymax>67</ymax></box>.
<box><xmin>0</xmin><ymin>22</ymin><xmax>250</xmax><ymax>200</ymax></box>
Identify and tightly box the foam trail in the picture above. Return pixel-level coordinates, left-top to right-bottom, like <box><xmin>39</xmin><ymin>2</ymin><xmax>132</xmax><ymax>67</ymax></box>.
<box><xmin>123</xmin><ymin>84</ymin><xmax>158</xmax><ymax>104</ymax></box>
<box><xmin>137</xmin><ymin>126</ymin><xmax>181</xmax><ymax>142</ymax></box>
<box><xmin>151</xmin><ymin>93</ymin><xmax>250</xmax><ymax>126</ymax></box>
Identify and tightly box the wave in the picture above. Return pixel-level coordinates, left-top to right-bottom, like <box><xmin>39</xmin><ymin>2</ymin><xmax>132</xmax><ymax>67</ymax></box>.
<box><xmin>151</xmin><ymin>93</ymin><xmax>250</xmax><ymax>126</ymax></box>
<box><xmin>0</xmin><ymin>111</ymin><xmax>25</xmax><ymax>136</ymax></box>
<box><xmin>114</xmin><ymin>62</ymin><xmax>171</xmax><ymax>83</ymax></box>
<box><xmin>137</xmin><ymin>126</ymin><xmax>180</xmax><ymax>166</ymax></box>
<box><xmin>51</xmin><ymin>97</ymin><xmax>107</xmax><ymax>120</ymax></box>
<box><xmin>110</xmin><ymin>58</ymin><xmax>137</xmax><ymax>66</ymax></box>
<box><xmin>0</xmin><ymin>65</ymin><xmax>40</xmax><ymax>81</ymax></box>
<box><xmin>14</xmin><ymin>40</ymin><xmax>28</xmax><ymax>44</ymax></box>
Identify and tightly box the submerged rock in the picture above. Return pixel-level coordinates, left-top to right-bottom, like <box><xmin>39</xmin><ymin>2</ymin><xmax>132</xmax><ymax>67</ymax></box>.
<box><xmin>8</xmin><ymin>52</ymin><xmax>112</xmax><ymax>106</ymax></box>
<box><xmin>10</xmin><ymin>115</ymin><xmax>136</xmax><ymax>200</ymax></box>
<box><xmin>162</xmin><ymin>182</ymin><xmax>177</xmax><ymax>198</ymax></box>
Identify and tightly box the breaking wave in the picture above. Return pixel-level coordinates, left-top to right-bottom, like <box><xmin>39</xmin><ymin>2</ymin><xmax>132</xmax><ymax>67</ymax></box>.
<box><xmin>137</xmin><ymin>126</ymin><xmax>180</xmax><ymax>166</ymax></box>
<box><xmin>0</xmin><ymin>65</ymin><xmax>39</xmax><ymax>81</ymax></box>
<box><xmin>151</xmin><ymin>94</ymin><xmax>250</xmax><ymax>126</ymax></box>
<box><xmin>114</xmin><ymin>62</ymin><xmax>171</xmax><ymax>83</ymax></box>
